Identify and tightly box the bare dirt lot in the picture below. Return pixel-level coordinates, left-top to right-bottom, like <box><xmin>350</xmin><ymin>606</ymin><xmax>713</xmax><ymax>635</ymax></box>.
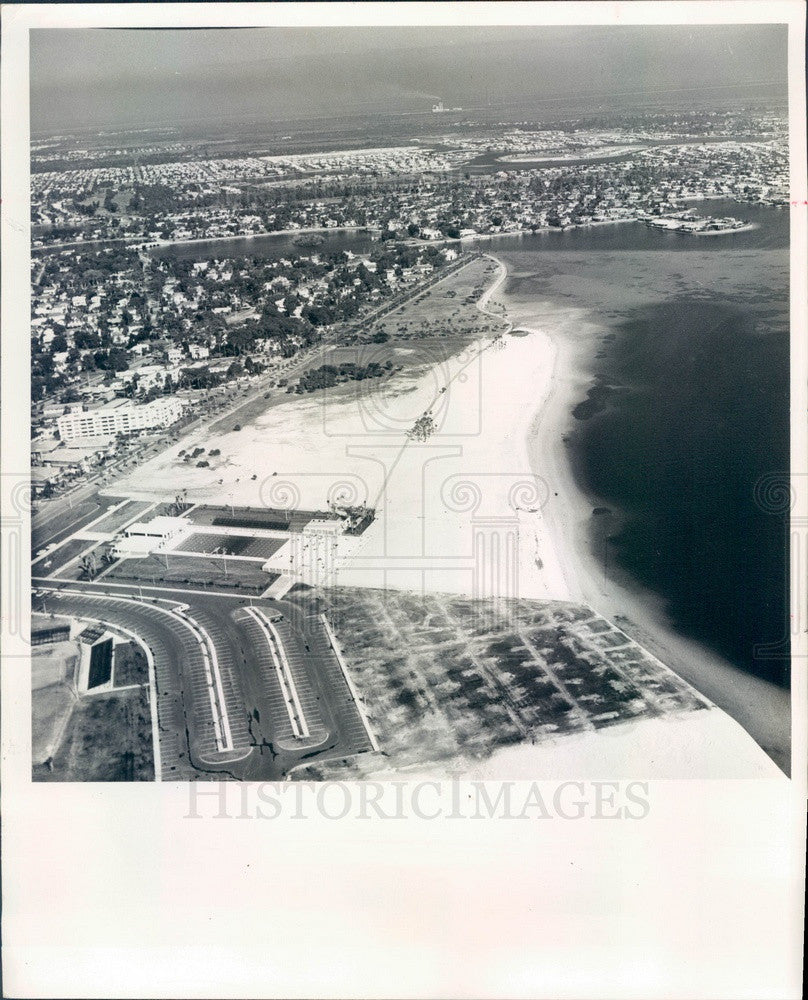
<box><xmin>294</xmin><ymin>588</ymin><xmax>709</xmax><ymax>778</ymax></box>
<box><xmin>32</xmin><ymin>640</ymin><xmax>79</xmax><ymax>765</ymax></box>
<box><xmin>33</xmin><ymin>686</ymin><xmax>154</xmax><ymax>781</ymax></box>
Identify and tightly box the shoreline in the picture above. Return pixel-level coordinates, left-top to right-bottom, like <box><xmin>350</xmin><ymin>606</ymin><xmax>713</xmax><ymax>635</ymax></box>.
<box><xmin>32</xmin><ymin>224</ymin><xmax>378</xmax><ymax>255</ymax></box>
<box><xmin>486</xmin><ymin>251</ymin><xmax>790</xmax><ymax>774</ymax></box>
<box><xmin>101</xmin><ymin>251</ymin><xmax>788</xmax><ymax>775</ymax></box>
<box><xmin>690</xmin><ymin>223</ymin><xmax>758</xmax><ymax>235</ymax></box>
<box><xmin>35</xmin><ymin>194</ymin><xmax>778</xmax><ymax>256</ymax></box>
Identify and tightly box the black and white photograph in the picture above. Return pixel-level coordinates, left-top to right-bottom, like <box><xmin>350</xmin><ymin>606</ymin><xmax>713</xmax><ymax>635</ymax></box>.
<box><xmin>22</xmin><ymin>17</ymin><xmax>797</xmax><ymax>782</ymax></box>
<box><xmin>1</xmin><ymin>3</ymin><xmax>805</xmax><ymax>998</ymax></box>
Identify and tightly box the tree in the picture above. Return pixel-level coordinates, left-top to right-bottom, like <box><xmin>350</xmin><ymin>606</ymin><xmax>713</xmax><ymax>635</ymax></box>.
<box><xmin>74</xmin><ymin>330</ymin><xmax>100</xmax><ymax>350</ymax></box>
<box><xmin>108</xmin><ymin>347</ymin><xmax>130</xmax><ymax>372</ymax></box>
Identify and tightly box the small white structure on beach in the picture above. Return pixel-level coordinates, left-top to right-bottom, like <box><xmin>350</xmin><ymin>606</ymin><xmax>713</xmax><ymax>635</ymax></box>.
<box><xmin>303</xmin><ymin>519</ymin><xmax>345</xmax><ymax>537</ymax></box>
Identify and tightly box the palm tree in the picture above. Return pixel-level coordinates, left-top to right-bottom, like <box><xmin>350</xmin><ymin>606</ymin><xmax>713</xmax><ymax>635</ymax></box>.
<box><xmin>79</xmin><ymin>552</ymin><xmax>98</xmax><ymax>579</ymax></box>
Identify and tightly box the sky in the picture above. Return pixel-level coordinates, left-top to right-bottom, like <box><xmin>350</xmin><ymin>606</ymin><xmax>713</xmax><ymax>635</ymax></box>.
<box><xmin>29</xmin><ymin>24</ymin><xmax>788</xmax><ymax>134</ymax></box>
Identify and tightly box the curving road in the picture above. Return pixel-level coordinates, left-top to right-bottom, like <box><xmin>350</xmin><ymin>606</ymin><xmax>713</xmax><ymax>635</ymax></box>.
<box><xmin>33</xmin><ymin>581</ymin><xmax>378</xmax><ymax>781</ymax></box>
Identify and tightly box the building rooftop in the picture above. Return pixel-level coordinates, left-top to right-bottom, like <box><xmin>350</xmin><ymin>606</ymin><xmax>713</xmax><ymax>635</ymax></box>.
<box><xmin>124</xmin><ymin>515</ymin><xmax>188</xmax><ymax>537</ymax></box>
<box><xmin>96</xmin><ymin>398</ymin><xmax>136</xmax><ymax>412</ymax></box>
<box><xmin>77</xmin><ymin>624</ymin><xmax>106</xmax><ymax>644</ymax></box>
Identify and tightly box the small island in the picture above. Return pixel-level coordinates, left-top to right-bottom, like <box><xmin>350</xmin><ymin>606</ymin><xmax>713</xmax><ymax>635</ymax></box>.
<box><xmin>646</xmin><ymin>211</ymin><xmax>752</xmax><ymax>234</ymax></box>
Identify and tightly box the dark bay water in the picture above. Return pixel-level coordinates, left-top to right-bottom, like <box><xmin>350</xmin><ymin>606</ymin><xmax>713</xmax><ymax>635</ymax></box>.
<box><xmin>572</xmin><ymin>298</ymin><xmax>790</xmax><ymax>684</ymax></box>
<box><xmin>483</xmin><ymin>199</ymin><xmax>789</xmax><ymax>253</ymax></box>
<box><xmin>497</xmin><ymin>201</ymin><xmax>790</xmax><ymax>686</ymax></box>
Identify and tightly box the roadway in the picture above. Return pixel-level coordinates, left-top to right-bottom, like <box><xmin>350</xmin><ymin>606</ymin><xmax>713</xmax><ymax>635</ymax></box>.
<box><xmin>31</xmin><ymin>251</ymin><xmax>472</xmax><ymax>550</ymax></box>
<box><xmin>33</xmin><ymin>577</ymin><xmax>378</xmax><ymax>780</ymax></box>
<box><xmin>30</xmin><ymin>315</ymin><xmax>386</xmax><ymax>779</ymax></box>
<box><xmin>32</xmin><ymin>485</ymin><xmax>113</xmax><ymax>551</ymax></box>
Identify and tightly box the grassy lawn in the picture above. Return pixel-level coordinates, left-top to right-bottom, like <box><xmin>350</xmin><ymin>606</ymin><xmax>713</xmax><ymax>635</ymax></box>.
<box><xmin>362</xmin><ymin>256</ymin><xmax>508</xmax><ymax>344</ymax></box>
<box><xmin>35</xmin><ymin>536</ymin><xmax>97</xmax><ymax>575</ymax></box>
<box><xmin>90</xmin><ymin>499</ymin><xmax>156</xmax><ymax>534</ymax></box>
<box><xmin>114</xmin><ymin>640</ymin><xmax>149</xmax><ymax>687</ymax></box>
<box><xmin>56</xmin><ymin>543</ymin><xmax>114</xmax><ymax>581</ymax></box>
<box><xmin>105</xmin><ymin>552</ymin><xmax>274</xmax><ymax>592</ymax></box>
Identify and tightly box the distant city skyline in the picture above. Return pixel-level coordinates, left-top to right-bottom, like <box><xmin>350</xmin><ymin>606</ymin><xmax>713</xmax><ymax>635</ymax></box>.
<box><xmin>30</xmin><ymin>24</ymin><xmax>787</xmax><ymax>133</ymax></box>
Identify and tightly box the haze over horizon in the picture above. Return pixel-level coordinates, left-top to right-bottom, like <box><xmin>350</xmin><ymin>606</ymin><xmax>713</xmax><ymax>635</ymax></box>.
<box><xmin>30</xmin><ymin>24</ymin><xmax>787</xmax><ymax>134</ymax></box>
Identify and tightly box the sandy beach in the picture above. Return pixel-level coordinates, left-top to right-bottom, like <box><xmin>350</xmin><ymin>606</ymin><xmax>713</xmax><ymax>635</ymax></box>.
<box><xmin>357</xmin><ymin>708</ymin><xmax>781</xmax><ymax>781</ymax></box>
<box><xmin>114</xmin><ymin>308</ymin><xmax>570</xmax><ymax>602</ymax></box>
<box><xmin>490</xmin><ymin>256</ymin><xmax>790</xmax><ymax>776</ymax></box>
<box><xmin>111</xmin><ymin>253</ymin><xmax>787</xmax><ymax>777</ymax></box>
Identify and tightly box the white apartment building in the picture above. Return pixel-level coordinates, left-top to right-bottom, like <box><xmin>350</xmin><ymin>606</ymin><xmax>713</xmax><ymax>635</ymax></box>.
<box><xmin>57</xmin><ymin>396</ymin><xmax>184</xmax><ymax>442</ymax></box>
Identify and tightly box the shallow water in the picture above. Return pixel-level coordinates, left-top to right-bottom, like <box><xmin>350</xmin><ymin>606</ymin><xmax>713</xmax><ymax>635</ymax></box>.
<box><xmin>496</xmin><ymin>201</ymin><xmax>790</xmax><ymax>685</ymax></box>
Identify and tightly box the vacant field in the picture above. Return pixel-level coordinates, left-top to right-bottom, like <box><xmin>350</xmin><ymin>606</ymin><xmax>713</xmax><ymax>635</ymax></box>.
<box><xmin>33</xmin><ymin>687</ymin><xmax>154</xmax><ymax>781</ymax></box>
<box><xmin>114</xmin><ymin>641</ymin><xmax>149</xmax><ymax>687</ymax></box>
<box><xmin>35</xmin><ymin>535</ymin><xmax>97</xmax><ymax>575</ymax></box>
<box><xmin>105</xmin><ymin>553</ymin><xmax>275</xmax><ymax>592</ymax></box>
<box><xmin>174</xmin><ymin>532</ymin><xmax>286</xmax><ymax>559</ymax></box>
<box><xmin>32</xmin><ymin>639</ymin><xmax>78</xmax><ymax>689</ymax></box>
<box><xmin>32</xmin><ymin>683</ymin><xmax>76</xmax><ymax>766</ymax></box>
<box><xmin>362</xmin><ymin>255</ymin><xmax>509</xmax><ymax>343</ymax></box>
<box><xmin>32</xmin><ymin>642</ymin><xmax>78</xmax><ymax>766</ymax></box>
<box><xmin>291</xmin><ymin>589</ymin><xmax>709</xmax><ymax>778</ymax></box>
